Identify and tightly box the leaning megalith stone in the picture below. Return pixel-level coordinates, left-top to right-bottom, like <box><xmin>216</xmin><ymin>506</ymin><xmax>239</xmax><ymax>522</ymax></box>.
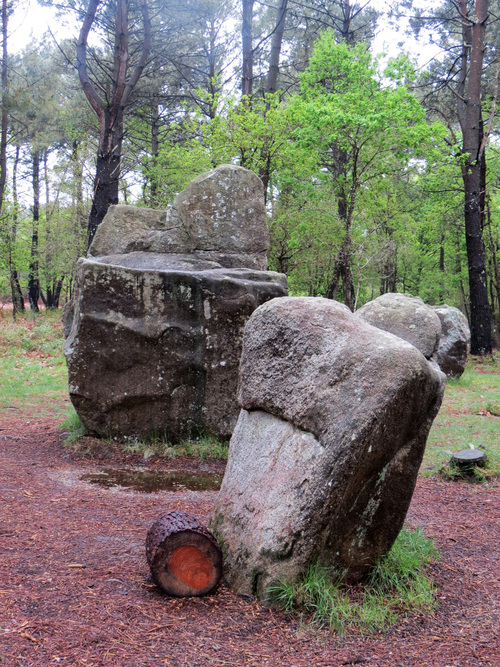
<box><xmin>64</xmin><ymin>164</ymin><xmax>287</xmax><ymax>440</ymax></box>
<box><xmin>65</xmin><ymin>253</ymin><xmax>286</xmax><ymax>439</ymax></box>
<box><xmin>432</xmin><ymin>305</ymin><xmax>470</xmax><ymax>378</ymax></box>
<box><xmin>356</xmin><ymin>293</ymin><xmax>442</xmax><ymax>359</ymax></box>
<box><xmin>209</xmin><ymin>297</ymin><xmax>445</xmax><ymax>600</ymax></box>
<box><xmin>89</xmin><ymin>165</ymin><xmax>269</xmax><ymax>270</ymax></box>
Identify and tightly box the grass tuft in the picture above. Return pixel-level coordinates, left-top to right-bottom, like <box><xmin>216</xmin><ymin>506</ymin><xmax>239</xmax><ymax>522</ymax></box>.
<box><xmin>268</xmin><ymin>527</ymin><xmax>440</xmax><ymax>635</ymax></box>
<box><xmin>119</xmin><ymin>431</ymin><xmax>229</xmax><ymax>461</ymax></box>
<box><xmin>60</xmin><ymin>406</ymin><xmax>87</xmax><ymax>444</ymax></box>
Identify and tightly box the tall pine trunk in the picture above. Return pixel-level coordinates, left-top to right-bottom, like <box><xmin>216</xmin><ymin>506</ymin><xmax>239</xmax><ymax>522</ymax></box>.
<box><xmin>77</xmin><ymin>0</ymin><xmax>150</xmax><ymax>247</ymax></box>
<box><xmin>27</xmin><ymin>150</ymin><xmax>41</xmax><ymax>312</ymax></box>
<box><xmin>458</xmin><ymin>0</ymin><xmax>492</xmax><ymax>354</ymax></box>
<box><xmin>87</xmin><ymin>114</ymin><xmax>122</xmax><ymax>245</ymax></box>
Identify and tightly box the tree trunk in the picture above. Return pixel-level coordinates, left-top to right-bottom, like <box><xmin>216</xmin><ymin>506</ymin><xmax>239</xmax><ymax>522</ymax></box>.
<box><xmin>486</xmin><ymin>198</ymin><xmax>500</xmax><ymax>333</ymax></box>
<box><xmin>0</xmin><ymin>0</ymin><xmax>23</xmax><ymax>316</ymax></box>
<box><xmin>207</xmin><ymin>15</ymin><xmax>218</xmax><ymax>119</ymax></box>
<box><xmin>266</xmin><ymin>0</ymin><xmax>288</xmax><ymax>96</ymax></box>
<box><xmin>258</xmin><ymin>0</ymin><xmax>289</xmax><ymax>200</ymax></box>
<box><xmin>77</xmin><ymin>0</ymin><xmax>151</xmax><ymax>247</ymax></box>
<box><xmin>71</xmin><ymin>139</ymin><xmax>86</xmax><ymax>236</ymax></box>
<box><xmin>457</xmin><ymin>0</ymin><xmax>492</xmax><ymax>354</ymax></box>
<box><xmin>146</xmin><ymin>511</ymin><xmax>223</xmax><ymax>597</ymax></box>
<box><xmin>87</xmin><ymin>116</ymin><xmax>122</xmax><ymax>246</ymax></box>
<box><xmin>10</xmin><ymin>146</ymin><xmax>24</xmax><ymax>315</ymax></box>
<box><xmin>242</xmin><ymin>0</ymin><xmax>254</xmax><ymax>97</ymax></box>
<box><xmin>28</xmin><ymin>150</ymin><xmax>41</xmax><ymax>313</ymax></box>
<box><xmin>0</xmin><ymin>0</ymin><xmax>7</xmax><ymax>211</ymax></box>
<box><xmin>149</xmin><ymin>97</ymin><xmax>160</xmax><ymax>206</ymax></box>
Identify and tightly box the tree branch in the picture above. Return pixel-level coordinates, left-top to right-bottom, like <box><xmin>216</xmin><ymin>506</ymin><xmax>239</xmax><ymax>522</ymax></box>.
<box><xmin>76</xmin><ymin>0</ymin><xmax>104</xmax><ymax>119</ymax></box>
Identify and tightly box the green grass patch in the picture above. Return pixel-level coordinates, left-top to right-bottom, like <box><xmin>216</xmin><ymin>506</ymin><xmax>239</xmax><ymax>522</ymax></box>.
<box><xmin>423</xmin><ymin>355</ymin><xmax>500</xmax><ymax>480</ymax></box>
<box><xmin>60</xmin><ymin>405</ymin><xmax>88</xmax><ymax>444</ymax></box>
<box><xmin>269</xmin><ymin>527</ymin><xmax>440</xmax><ymax>635</ymax></box>
<box><xmin>121</xmin><ymin>431</ymin><xmax>229</xmax><ymax>461</ymax></box>
<box><xmin>0</xmin><ymin>310</ymin><xmax>69</xmax><ymax>416</ymax></box>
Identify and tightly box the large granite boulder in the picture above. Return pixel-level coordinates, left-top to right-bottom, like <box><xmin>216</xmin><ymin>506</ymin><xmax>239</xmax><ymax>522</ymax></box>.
<box><xmin>64</xmin><ymin>165</ymin><xmax>287</xmax><ymax>440</ymax></box>
<box><xmin>432</xmin><ymin>305</ymin><xmax>470</xmax><ymax>378</ymax></box>
<box><xmin>356</xmin><ymin>293</ymin><xmax>442</xmax><ymax>359</ymax></box>
<box><xmin>65</xmin><ymin>253</ymin><xmax>286</xmax><ymax>439</ymax></box>
<box><xmin>89</xmin><ymin>165</ymin><xmax>269</xmax><ymax>270</ymax></box>
<box><xmin>209</xmin><ymin>297</ymin><xmax>445</xmax><ymax>599</ymax></box>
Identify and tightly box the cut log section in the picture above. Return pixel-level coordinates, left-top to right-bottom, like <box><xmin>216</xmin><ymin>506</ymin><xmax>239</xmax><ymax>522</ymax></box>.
<box><xmin>451</xmin><ymin>448</ymin><xmax>488</xmax><ymax>470</ymax></box>
<box><xmin>146</xmin><ymin>511</ymin><xmax>223</xmax><ymax>597</ymax></box>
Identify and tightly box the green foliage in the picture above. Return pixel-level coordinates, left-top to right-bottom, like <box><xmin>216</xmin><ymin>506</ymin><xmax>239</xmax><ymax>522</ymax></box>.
<box><xmin>269</xmin><ymin>527</ymin><xmax>439</xmax><ymax>635</ymax></box>
<box><xmin>142</xmin><ymin>135</ymin><xmax>214</xmax><ymax>207</ymax></box>
<box><xmin>272</xmin><ymin>36</ymin><xmax>448</xmax><ymax>304</ymax></box>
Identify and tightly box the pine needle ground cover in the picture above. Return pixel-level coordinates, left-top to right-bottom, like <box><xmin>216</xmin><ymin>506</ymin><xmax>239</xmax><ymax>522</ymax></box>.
<box><xmin>0</xmin><ymin>313</ymin><xmax>499</xmax><ymax>655</ymax></box>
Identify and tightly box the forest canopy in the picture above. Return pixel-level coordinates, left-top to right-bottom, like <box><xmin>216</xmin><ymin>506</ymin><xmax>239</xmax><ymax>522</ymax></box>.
<box><xmin>0</xmin><ymin>0</ymin><xmax>499</xmax><ymax>354</ymax></box>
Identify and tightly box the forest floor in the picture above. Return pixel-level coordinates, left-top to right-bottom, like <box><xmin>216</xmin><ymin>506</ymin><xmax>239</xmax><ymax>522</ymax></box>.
<box><xmin>0</xmin><ymin>416</ymin><xmax>499</xmax><ymax>667</ymax></box>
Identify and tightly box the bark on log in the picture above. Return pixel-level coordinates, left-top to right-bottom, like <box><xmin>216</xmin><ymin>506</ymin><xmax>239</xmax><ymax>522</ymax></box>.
<box><xmin>146</xmin><ymin>511</ymin><xmax>223</xmax><ymax>597</ymax></box>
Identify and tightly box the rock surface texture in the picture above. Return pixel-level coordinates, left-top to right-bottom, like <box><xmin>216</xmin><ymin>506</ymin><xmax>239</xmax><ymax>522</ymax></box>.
<box><xmin>89</xmin><ymin>165</ymin><xmax>270</xmax><ymax>270</ymax></box>
<box><xmin>356</xmin><ymin>293</ymin><xmax>442</xmax><ymax>359</ymax></box>
<box><xmin>432</xmin><ymin>305</ymin><xmax>471</xmax><ymax>378</ymax></box>
<box><xmin>64</xmin><ymin>166</ymin><xmax>287</xmax><ymax>440</ymax></box>
<box><xmin>209</xmin><ymin>297</ymin><xmax>445</xmax><ymax>600</ymax></box>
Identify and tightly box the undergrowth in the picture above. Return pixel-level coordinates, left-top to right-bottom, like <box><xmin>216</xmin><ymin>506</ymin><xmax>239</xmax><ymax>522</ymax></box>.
<box><xmin>268</xmin><ymin>527</ymin><xmax>440</xmax><ymax>635</ymax></box>
<box><xmin>60</xmin><ymin>407</ymin><xmax>88</xmax><ymax>444</ymax></box>
<box><xmin>122</xmin><ymin>431</ymin><xmax>229</xmax><ymax>460</ymax></box>
<box><xmin>60</xmin><ymin>405</ymin><xmax>229</xmax><ymax>460</ymax></box>
<box><xmin>423</xmin><ymin>354</ymin><xmax>500</xmax><ymax>480</ymax></box>
<box><xmin>0</xmin><ymin>310</ymin><xmax>68</xmax><ymax>416</ymax></box>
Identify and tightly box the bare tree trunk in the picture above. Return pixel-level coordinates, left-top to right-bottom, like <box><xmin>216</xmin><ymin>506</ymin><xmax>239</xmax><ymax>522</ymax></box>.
<box><xmin>10</xmin><ymin>146</ymin><xmax>24</xmax><ymax>314</ymax></box>
<box><xmin>77</xmin><ymin>0</ymin><xmax>151</xmax><ymax>247</ymax></box>
<box><xmin>258</xmin><ymin>0</ymin><xmax>289</xmax><ymax>200</ymax></box>
<box><xmin>0</xmin><ymin>0</ymin><xmax>23</xmax><ymax>317</ymax></box>
<box><xmin>242</xmin><ymin>0</ymin><xmax>254</xmax><ymax>97</ymax></box>
<box><xmin>0</xmin><ymin>0</ymin><xmax>7</xmax><ymax>211</ymax></box>
<box><xmin>28</xmin><ymin>150</ymin><xmax>41</xmax><ymax>312</ymax></box>
<box><xmin>485</xmin><ymin>198</ymin><xmax>500</xmax><ymax>333</ymax></box>
<box><xmin>87</xmin><ymin>109</ymin><xmax>122</xmax><ymax>244</ymax></box>
<box><xmin>457</xmin><ymin>0</ymin><xmax>492</xmax><ymax>354</ymax></box>
<box><xmin>325</xmin><ymin>149</ymin><xmax>355</xmax><ymax>309</ymax></box>
<box><xmin>207</xmin><ymin>14</ymin><xmax>218</xmax><ymax>119</ymax></box>
<box><xmin>149</xmin><ymin>97</ymin><xmax>160</xmax><ymax>206</ymax></box>
<box><xmin>266</xmin><ymin>0</ymin><xmax>288</xmax><ymax>96</ymax></box>
<box><xmin>71</xmin><ymin>139</ymin><xmax>86</xmax><ymax>236</ymax></box>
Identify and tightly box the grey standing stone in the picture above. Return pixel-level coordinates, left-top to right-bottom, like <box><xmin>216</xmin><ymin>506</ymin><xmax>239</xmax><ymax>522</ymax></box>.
<box><xmin>64</xmin><ymin>165</ymin><xmax>286</xmax><ymax>440</ymax></box>
<box><xmin>172</xmin><ymin>164</ymin><xmax>269</xmax><ymax>270</ymax></box>
<box><xmin>209</xmin><ymin>297</ymin><xmax>445</xmax><ymax>600</ymax></box>
<box><xmin>356</xmin><ymin>293</ymin><xmax>442</xmax><ymax>359</ymax></box>
<box><xmin>88</xmin><ymin>165</ymin><xmax>269</xmax><ymax>270</ymax></box>
<box><xmin>432</xmin><ymin>305</ymin><xmax>470</xmax><ymax>378</ymax></box>
<box><xmin>64</xmin><ymin>253</ymin><xmax>286</xmax><ymax>440</ymax></box>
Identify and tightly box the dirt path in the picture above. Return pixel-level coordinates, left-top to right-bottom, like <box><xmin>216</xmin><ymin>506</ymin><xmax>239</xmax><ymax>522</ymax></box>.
<box><xmin>0</xmin><ymin>417</ymin><xmax>499</xmax><ymax>666</ymax></box>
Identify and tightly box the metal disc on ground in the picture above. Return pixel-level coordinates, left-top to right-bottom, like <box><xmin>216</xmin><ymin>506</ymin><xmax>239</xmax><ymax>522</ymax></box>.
<box><xmin>146</xmin><ymin>511</ymin><xmax>222</xmax><ymax>597</ymax></box>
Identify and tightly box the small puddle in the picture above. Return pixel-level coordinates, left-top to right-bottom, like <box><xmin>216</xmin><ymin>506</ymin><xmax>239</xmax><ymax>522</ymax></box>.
<box><xmin>80</xmin><ymin>468</ymin><xmax>223</xmax><ymax>493</ymax></box>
